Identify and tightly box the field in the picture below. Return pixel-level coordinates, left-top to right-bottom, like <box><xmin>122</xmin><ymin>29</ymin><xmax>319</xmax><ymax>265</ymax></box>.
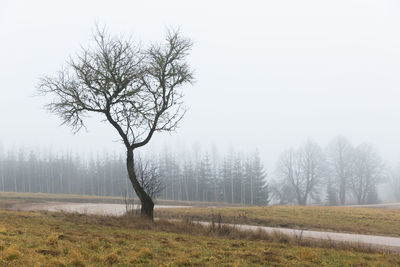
<box><xmin>1</xmin><ymin>209</ymin><xmax>400</xmax><ymax>266</ymax></box>
<box><xmin>2</xmin><ymin>193</ymin><xmax>400</xmax><ymax>266</ymax></box>
<box><xmin>156</xmin><ymin>205</ymin><xmax>400</xmax><ymax>237</ymax></box>
<box><xmin>0</xmin><ymin>192</ymin><xmax>231</xmax><ymax>207</ymax></box>
<box><xmin>3</xmin><ymin>192</ymin><xmax>400</xmax><ymax>237</ymax></box>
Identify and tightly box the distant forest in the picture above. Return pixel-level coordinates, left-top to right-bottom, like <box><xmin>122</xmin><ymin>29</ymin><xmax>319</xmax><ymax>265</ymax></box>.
<box><xmin>0</xmin><ymin>147</ymin><xmax>269</xmax><ymax>205</ymax></box>
<box><xmin>1</xmin><ymin>136</ymin><xmax>400</xmax><ymax>205</ymax></box>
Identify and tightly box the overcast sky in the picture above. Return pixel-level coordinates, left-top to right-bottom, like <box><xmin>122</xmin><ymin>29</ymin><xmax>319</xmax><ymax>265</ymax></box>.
<box><xmin>1</xmin><ymin>0</ymin><xmax>400</xmax><ymax>169</ymax></box>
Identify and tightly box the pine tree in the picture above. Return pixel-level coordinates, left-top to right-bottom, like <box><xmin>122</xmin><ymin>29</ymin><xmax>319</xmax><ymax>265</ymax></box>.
<box><xmin>326</xmin><ymin>179</ymin><xmax>338</xmax><ymax>205</ymax></box>
<box><xmin>220</xmin><ymin>157</ymin><xmax>232</xmax><ymax>203</ymax></box>
<box><xmin>252</xmin><ymin>151</ymin><xmax>269</xmax><ymax>205</ymax></box>
<box><xmin>232</xmin><ymin>156</ymin><xmax>243</xmax><ymax>204</ymax></box>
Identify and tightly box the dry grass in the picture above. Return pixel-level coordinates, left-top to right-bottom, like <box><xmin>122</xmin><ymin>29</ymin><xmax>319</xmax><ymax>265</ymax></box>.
<box><xmin>0</xmin><ymin>209</ymin><xmax>399</xmax><ymax>266</ymax></box>
<box><xmin>156</xmin><ymin>205</ymin><xmax>400</xmax><ymax>237</ymax></box>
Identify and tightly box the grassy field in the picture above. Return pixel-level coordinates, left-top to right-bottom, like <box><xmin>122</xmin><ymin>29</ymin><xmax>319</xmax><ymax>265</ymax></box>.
<box><xmin>3</xmin><ymin>192</ymin><xmax>400</xmax><ymax>237</ymax></box>
<box><xmin>0</xmin><ymin>209</ymin><xmax>399</xmax><ymax>266</ymax></box>
<box><xmin>0</xmin><ymin>191</ymin><xmax>233</xmax><ymax>207</ymax></box>
<box><xmin>3</xmin><ymin>192</ymin><xmax>400</xmax><ymax>236</ymax></box>
<box><xmin>156</xmin><ymin>205</ymin><xmax>400</xmax><ymax>237</ymax></box>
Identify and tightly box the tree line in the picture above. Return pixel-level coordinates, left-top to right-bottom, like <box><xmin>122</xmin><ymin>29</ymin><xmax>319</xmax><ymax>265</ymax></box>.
<box><xmin>1</xmin><ymin>135</ymin><xmax>399</xmax><ymax>206</ymax></box>
<box><xmin>271</xmin><ymin>136</ymin><xmax>395</xmax><ymax>205</ymax></box>
<box><xmin>0</xmin><ymin>149</ymin><xmax>129</xmax><ymax>196</ymax></box>
<box><xmin>0</xmin><ymin>146</ymin><xmax>269</xmax><ymax>205</ymax></box>
<box><xmin>157</xmin><ymin>150</ymin><xmax>269</xmax><ymax>205</ymax></box>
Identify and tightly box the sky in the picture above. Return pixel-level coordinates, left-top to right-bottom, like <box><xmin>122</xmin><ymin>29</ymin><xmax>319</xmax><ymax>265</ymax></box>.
<box><xmin>1</xmin><ymin>0</ymin><xmax>400</xmax><ymax>171</ymax></box>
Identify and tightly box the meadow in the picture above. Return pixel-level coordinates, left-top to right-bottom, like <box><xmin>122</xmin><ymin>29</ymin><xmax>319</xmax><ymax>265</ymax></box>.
<box><xmin>2</xmin><ymin>192</ymin><xmax>400</xmax><ymax>266</ymax></box>
<box><xmin>156</xmin><ymin>205</ymin><xmax>400</xmax><ymax>237</ymax></box>
<box><xmin>1</xmin><ymin>209</ymin><xmax>400</xmax><ymax>266</ymax></box>
<box><xmin>4</xmin><ymin>192</ymin><xmax>400</xmax><ymax>237</ymax></box>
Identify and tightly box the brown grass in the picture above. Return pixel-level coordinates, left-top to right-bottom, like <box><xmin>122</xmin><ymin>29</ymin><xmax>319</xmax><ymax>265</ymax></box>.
<box><xmin>156</xmin><ymin>205</ymin><xmax>400</xmax><ymax>237</ymax></box>
<box><xmin>0</xmin><ymin>209</ymin><xmax>399</xmax><ymax>266</ymax></box>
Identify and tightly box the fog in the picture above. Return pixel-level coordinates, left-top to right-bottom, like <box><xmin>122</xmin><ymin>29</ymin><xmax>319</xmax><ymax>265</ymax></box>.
<box><xmin>2</xmin><ymin>0</ymin><xmax>400</xmax><ymax>172</ymax></box>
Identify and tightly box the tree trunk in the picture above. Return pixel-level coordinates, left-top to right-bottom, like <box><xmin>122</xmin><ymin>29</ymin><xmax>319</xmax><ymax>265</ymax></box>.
<box><xmin>185</xmin><ymin>176</ymin><xmax>189</xmax><ymax>201</ymax></box>
<box><xmin>250</xmin><ymin>176</ymin><xmax>254</xmax><ymax>205</ymax></box>
<box><xmin>339</xmin><ymin>179</ymin><xmax>346</xmax><ymax>205</ymax></box>
<box><xmin>126</xmin><ymin>148</ymin><xmax>154</xmax><ymax>220</ymax></box>
<box><xmin>230</xmin><ymin>176</ymin><xmax>234</xmax><ymax>203</ymax></box>
<box><xmin>297</xmin><ymin>193</ymin><xmax>307</xmax><ymax>205</ymax></box>
<box><xmin>0</xmin><ymin>162</ymin><xmax>4</xmax><ymax>191</ymax></box>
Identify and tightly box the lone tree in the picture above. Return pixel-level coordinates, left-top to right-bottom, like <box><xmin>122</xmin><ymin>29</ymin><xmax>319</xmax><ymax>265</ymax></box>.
<box><xmin>38</xmin><ymin>27</ymin><xmax>194</xmax><ymax>219</ymax></box>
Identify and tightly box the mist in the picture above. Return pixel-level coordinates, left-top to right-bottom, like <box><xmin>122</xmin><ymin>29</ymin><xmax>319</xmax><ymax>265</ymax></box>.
<box><xmin>1</xmin><ymin>1</ymin><xmax>400</xmax><ymax>203</ymax></box>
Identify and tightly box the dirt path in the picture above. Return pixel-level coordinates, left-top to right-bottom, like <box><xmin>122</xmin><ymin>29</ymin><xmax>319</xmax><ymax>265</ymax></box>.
<box><xmin>13</xmin><ymin>202</ymin><xmax>400</xmax><ymax>252</ymax></box>
<box><xmin>201</xmin><ymin>222</ymin><xmax>400</xmax><ymax>252</ymax></box>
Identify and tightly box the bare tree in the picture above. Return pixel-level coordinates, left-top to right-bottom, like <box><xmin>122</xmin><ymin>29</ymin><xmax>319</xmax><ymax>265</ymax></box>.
<box><xmin>389</xmin><ymin>163</ymin><xmax>400</xmax><ymax>201</ymax></box>
<box><xmin>38</xmin><ymin>27</ymin><xmax>194</xmax><ymax>219</ymax></box>
<box><xmin>277</xmin><ymin>141</ymin><xmax>326</xmax><ymax>205</ymax></box>
<box><xmin>348</xmin><ymin>143</ymin><xmax>385</xmax><ymax>204</ymax></box>
<box><xmin>269</xmin><ymin>179</ymin><xmax>297</xmax><ymax>204</ymax></box>
<box><xmin>135</xmin><ymin>157</ymin><xmax>165</xmax><ymax>199</ymax></box>
<box><xmin>0</xmin><ymin>143</ymin><xmax>4</xmax><ymax>192</ymax></box>
<box><xmin>326</xmin><ymin>135</ymin><xmax>353</xmax><ymax>205</ymax></box>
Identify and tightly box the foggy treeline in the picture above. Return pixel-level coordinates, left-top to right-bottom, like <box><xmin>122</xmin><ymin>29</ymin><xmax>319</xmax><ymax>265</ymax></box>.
<box><xmin>271</xmin><ymin>136</ymin><xmax>400</xmax><ymax>205</ymax></box>
<box><xmin>158</xmin><ymin>149</ymin><xmax>269</xmax><ymax>205</ymax></box>
<box><xmin>0</xmin><ymin>148</ymin><xmax>129</xmax><ymax>197</ymax></box>
<box><xmin>0</xmin><ymin>145</ymin><xmax>269</xmax><ymax>205</ymax></box>
<box><xmin>1</xmin><ymin>135</ymin><xmax>400</xmax><ymax>206</ymax></box>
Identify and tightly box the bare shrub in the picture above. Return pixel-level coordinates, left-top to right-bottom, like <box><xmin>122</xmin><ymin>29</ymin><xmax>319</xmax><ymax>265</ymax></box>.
<box><xmin>135</xmin><ymin>157</ymin><xmax>165</xmax><ymax>199</ymax></box>
<box><xmin>122</xmin><ymin>189</ymin><xmax>140</xmax><ymax>218</ymax></box>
